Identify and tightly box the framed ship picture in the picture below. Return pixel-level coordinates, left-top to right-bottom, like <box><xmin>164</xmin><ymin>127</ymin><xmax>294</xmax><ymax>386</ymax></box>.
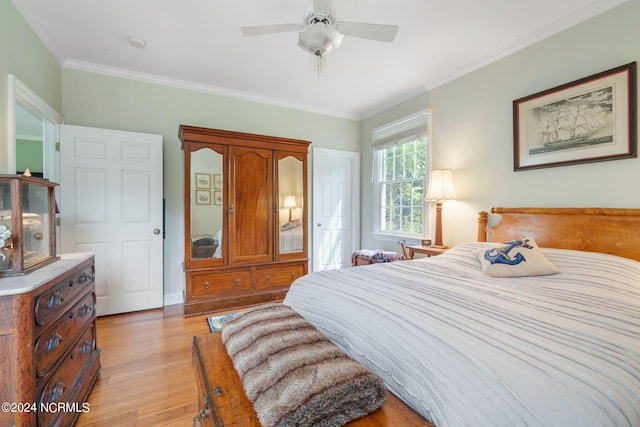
<box><xmin>513</xmin><ymin>62</ymin><xmax>637</xmax><ymax>171</ymax></box>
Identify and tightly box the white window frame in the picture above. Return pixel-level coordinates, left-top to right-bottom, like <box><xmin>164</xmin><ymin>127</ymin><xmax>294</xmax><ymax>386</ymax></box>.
<box><xmin>371</xmin><ymin>110</ymin><xmax>432</xmax><ymax>243</ymax></box>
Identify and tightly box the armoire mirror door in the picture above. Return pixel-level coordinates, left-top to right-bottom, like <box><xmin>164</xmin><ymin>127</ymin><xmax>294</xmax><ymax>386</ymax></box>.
<box><xmin>185</xmin><ymin>144</ymin><xmax>226</xmax><ymax>269</ymax></box>
<box><xmin>276</xmin><ymin>152</ymin><xmax>307</xmax><ymax>261</ymax></box>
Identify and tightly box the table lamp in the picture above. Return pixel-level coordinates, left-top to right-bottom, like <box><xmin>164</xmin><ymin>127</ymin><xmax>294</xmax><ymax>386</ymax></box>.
<box><xmin>283</xmin><ymin>195</ymin><xmax>297</xmax><ymax>222</ymax></box>
<box><xmin>425</xmin><ymin>169</ymin><xmax>456</xmax><ymax>248</ymax></box>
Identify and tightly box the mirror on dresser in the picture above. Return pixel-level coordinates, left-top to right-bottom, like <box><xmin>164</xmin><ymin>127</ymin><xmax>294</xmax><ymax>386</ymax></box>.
<box><xmin>189</xmin><ymin>146</ymin><xmax>225</xmax><ymax>262</ymax></box>
<box><xmin>276</xmin><ymin>154</ymin><xmax>306</xmax><ymax>258</ymax></box>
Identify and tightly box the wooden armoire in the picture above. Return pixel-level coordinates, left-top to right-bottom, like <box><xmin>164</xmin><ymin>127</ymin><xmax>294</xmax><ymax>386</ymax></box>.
<box><xmin>179</xmin><ymin>125</ymin><xmax>310</xmax><ymax>316</ymax></box>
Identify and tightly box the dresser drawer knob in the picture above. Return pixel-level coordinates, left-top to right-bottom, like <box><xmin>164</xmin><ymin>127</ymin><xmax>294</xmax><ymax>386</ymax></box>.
<box><xmin>78</xmin><ymin>273</ymin><xmax>91</xmax><ymax>284</ymax></box>
<box><xmin>79</xmin><ymin>304</ymin><xmax>92</xmax><ymax>317</ymax></box>
<box><xmin>235</xmin><ymin>278</ymin><xmax>240</xmax><ymax>285</ymax></box>
<box><xmin>266</xmin><ymin>275</ymin><xmax>270</xmax><ymax>282</ymax></box>
<box><xmin>46</xmin><ymin>292</ymin><xmax>64</xmax><ymax>309</ymax></box>
<box><xmin>49</xmin><ymin>381</ymin><xmax>66</xmax><ymax>403</ymax></box>
<box><xmin>291</xmin><ymin>272</ymin><xmax>296</xmax><ymax>278</ymax></box>
<box><xmin>80</xmin><ymin>340</ymin><xmax>93</xmax><ymax>355</ymax></box>
<box><xmin>204</xmin><ymin>281</ymin><xmax>209</xmax><ymax>289</ymax></box>
<box><xmin>45</xmin><ymin>333</ymin><xmax>63</xmax><ymax>353</ymax></box>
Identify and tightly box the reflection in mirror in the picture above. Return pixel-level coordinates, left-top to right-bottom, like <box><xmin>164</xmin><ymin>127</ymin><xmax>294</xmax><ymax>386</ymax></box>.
<box><xmin>15</xmin><ymin>104</ymin><xmax>44</xmax><ymax>177</ymax></box>
<box><xmin>190</xmin><ymin>148</ymin><xmax>223</xmax><ymax>259</ymax></box>
<box><xmin>9</xmin><ymin>75</ymin><xmax>62</xmax><ymax>182</ymax></box>
<box><xmin>278</xmin><ymin>156</ymin><xmax>303</xmax><ymax>253</ymax></box>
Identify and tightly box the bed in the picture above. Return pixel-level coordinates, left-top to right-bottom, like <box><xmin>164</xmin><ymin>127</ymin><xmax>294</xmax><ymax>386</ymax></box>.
<box><xmin>279</xmin><ymin>220</ymin><xmax>304</xmax><ymax>253</ymax></box>
<box><xmin>283</xmin><ymin>207</ymin><xmax>640</xmax><ymax>427</ymax></box>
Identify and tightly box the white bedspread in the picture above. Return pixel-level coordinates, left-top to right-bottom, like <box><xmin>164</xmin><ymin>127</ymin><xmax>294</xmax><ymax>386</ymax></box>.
<box><xmin>280</xmin><ymin>224</ymin><xmax>303</xmax><ymax>253</ymax></box>
<box><xmin>284</xmin><ymin>243</ymin><xmax>640</xmax><ymax>427</ymax></box>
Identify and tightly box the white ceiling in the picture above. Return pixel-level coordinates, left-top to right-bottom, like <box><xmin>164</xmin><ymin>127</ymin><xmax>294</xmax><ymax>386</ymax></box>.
<box><xmin>12</xmin><ymin>0</ymin><xmax>625</xmax><ymax>119</ymax></box>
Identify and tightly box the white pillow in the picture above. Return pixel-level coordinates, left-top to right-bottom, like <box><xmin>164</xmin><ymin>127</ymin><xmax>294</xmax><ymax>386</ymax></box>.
<box><xmin>479</xmin><ymin>237</ymin><xmax>560</xmax><ymax>278</ymax></box>
<box><xmin>280</xmin><ymin>219</ymin><xmax>300</xmax><ymax>231</ymax></box>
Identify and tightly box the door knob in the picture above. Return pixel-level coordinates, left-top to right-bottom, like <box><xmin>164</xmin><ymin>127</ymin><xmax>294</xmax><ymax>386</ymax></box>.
<box><xmin>153</xmin><ymin>228</ymin><xmax>161</xmax><ymax>235</ymax></box>
<box><xmin>316</xmin><ymin>222</ymin><xmax>321</xmax><ymax>227</ymax></box>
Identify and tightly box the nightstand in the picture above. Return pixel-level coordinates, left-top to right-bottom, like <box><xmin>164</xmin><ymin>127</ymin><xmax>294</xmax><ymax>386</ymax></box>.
<box><xmin>407</xmin><ymin>245</ymin><xmax>448</xmax><ymax>259</ymax></box>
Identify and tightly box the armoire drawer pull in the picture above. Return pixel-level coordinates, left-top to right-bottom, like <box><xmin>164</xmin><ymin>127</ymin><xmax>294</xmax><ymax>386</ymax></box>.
<box><xmin>291</xmin><ymin>272</ymin><xmax>296</xmax><ymax>278</ymax></box>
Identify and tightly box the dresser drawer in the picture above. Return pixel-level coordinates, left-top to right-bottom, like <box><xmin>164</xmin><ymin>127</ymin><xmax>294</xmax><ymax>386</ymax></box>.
<box><xmin>34</xmin><ymin>264</ymin><xmax>94</xmax><ymax>327</ymax></box>
<box><xmin>34</xmin><ymin>291</ymin><xmax>96</xmax><ymax>378</ymax></box>
<box><xmin>37</xmin><ymin>322</ymin><xmax>98</xmax><ymax>427</ymax></box>
<box><xmin>190</xmin><ymin>270</ymin><xmax>252</xmax><ymax>297</ymax></box>
<box><xmin>255</xmin><ymin>263</ymin><xmax>305</xmax><ymax>289</ymax></box>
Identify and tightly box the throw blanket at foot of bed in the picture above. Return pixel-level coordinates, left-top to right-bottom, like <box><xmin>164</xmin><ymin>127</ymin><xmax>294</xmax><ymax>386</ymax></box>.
<box><xmin>221</xmin><ymin>303</ymin><xmax>387</xmax><ymax>427</ymax></box>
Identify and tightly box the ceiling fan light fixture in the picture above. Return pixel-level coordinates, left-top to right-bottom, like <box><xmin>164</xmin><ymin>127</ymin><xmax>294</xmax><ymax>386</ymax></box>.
<box><xmin>127</xmin><ymin>36</ymin><xmax>146</xmax><ymax>49</ymax></box>
<box><xmin>297</xmin><ymin>25</ymin><xmax>343</xmax><ymax>57</ymax></box>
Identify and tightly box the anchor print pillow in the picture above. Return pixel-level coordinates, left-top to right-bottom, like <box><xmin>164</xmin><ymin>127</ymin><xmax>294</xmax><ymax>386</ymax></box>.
<box><xmin>478</xmin><ymin>237</ymin><xmax>560</xmax><ymax>278</ymax></box>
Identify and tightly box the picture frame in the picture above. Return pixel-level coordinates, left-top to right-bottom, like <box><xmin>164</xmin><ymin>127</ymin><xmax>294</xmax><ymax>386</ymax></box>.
<box><xmin>513</xmin><ymin>62</ymin><xmax>637</xmax><ymax>171</ymax></box>
<box><xmin>195</xmin><ymin>173</ymin><xmax>211</xmax><ymax>189</ymax></box>
<box><xmin>213</xmin><ymin>174</ymin><xmax>222</xmax><ymax>189</ymax></box>
<box><xmin>195</xmin><ymin>190</ymin><xmax>211</xmax><ymax>205</ymax></box>
<box><xmin>213</xmin><ymin>190</ymin><xmax>222</xmax><ymax>206</ymax></box>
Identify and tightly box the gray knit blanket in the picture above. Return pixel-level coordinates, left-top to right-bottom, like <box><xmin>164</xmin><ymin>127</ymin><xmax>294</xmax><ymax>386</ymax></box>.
<box><xmin>221</xmin><ymin>303</ymin><xmax>386</xmax><ymax>427</ymax></box>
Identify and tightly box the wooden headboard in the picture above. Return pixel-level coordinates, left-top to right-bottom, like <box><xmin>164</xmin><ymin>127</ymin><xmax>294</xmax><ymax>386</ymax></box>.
<box><xmin>477</xmin><ymin>207</ymin><xmax>640</xmax><ymax>262</ymax></box>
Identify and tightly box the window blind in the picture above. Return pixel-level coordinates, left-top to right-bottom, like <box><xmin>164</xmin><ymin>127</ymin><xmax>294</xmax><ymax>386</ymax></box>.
<box><xmin>372</xmin><ymin>109</ymin><xmax>431</xmax><ymax>151</ymax></box>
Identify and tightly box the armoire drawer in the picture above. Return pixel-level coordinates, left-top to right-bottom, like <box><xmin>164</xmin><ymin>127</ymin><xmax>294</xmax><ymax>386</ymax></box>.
<box><xmin>255</xmin><ymin>264</ymin><xmax>305</xmax><ymax>289</ymax></box>
<box><xmin>34</xmin><ymin>264</ymin><xmax>94</xmax><ymax>328</ymax></box>
<box><xmin>34</xmin><ymin>291</ymin><xmax>96</xmax><ymax>378</ymax></box>
<box><xmin>190</xmin><ymin>270</ymin><xmax>252</xmax><ymax>297</ymax></box>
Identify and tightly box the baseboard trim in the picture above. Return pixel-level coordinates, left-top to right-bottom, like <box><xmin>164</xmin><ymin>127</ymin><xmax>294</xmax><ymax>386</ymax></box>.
<box><xmin>164</xmin><ymin>292</ymin><xmax>183</xmax><ymax>306</ymax></box>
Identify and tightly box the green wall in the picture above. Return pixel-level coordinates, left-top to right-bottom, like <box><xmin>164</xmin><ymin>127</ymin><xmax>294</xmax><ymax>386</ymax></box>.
<box><xmin>16</xmin><ymin>139</ymin><xmax>43</xmax><ymax>173</ymax></box>
<box><xmin>361</xmin><ymin>0</ymin><xmax>640</xmax><ymax>251</ymax></box>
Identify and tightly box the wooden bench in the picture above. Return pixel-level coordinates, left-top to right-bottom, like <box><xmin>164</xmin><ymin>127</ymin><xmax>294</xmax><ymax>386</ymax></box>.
<box><xmin>192</xmin><ymin>332</ymin><xmax>433</xmax><ymax>426</ymax></box>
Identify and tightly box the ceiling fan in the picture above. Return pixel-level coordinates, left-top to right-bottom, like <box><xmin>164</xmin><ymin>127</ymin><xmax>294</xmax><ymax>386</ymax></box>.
<box><xmin>240</xmin><ymin>0</ymin><xmax>398</xmax><ymax>62</ymax></box>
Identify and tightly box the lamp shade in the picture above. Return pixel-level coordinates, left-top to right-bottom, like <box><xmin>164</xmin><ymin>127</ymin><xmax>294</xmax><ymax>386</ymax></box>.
<box><xmin>426</xmin><ymin>169</ymin><xmax>456</xmax><ymax>201</ymax></box>
<box><xmin>283</xmin><ymin>195</ymin><xmax>297</xmax><ymax>209</ymax></box>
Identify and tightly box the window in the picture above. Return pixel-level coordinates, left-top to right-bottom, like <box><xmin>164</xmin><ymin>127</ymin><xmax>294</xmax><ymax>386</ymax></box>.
<box><xmin>372</xmin><ymin>110</ymin><xmax>431</xmax><ymax>239</ymax></box>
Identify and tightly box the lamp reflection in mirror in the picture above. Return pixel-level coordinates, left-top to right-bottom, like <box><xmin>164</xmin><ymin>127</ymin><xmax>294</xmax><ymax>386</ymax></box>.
<box><xmin>283</xmin><ymin>195</ymin><xmax>297</xmax><ymax>222</ymax></box>
<box><xmin>425</xmin><ymin>169</ymin><xmax>456</xmax><ymax>249</ymax></box>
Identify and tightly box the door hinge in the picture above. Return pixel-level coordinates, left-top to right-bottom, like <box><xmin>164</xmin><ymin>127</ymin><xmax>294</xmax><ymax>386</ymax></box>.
<box><xmin>55</xmin><ymin>142</ymin><xmax>60</xmax><ymax>151</ymax></box>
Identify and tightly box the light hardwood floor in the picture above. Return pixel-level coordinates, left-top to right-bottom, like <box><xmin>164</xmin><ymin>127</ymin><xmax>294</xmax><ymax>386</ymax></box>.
<box><xmin>74</xmin><ymin>304</ymin><xmax>213</xmax><ymax>426</ymax></box>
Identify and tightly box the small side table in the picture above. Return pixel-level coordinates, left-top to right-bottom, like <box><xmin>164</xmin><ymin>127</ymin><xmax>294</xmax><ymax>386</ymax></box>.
<box><xmin>407</xmin><ymin>245</ymin><xmax>448</xmax><ymax>259</ymax></box>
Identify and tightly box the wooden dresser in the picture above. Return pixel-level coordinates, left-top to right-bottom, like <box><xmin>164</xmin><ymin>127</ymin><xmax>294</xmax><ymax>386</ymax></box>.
<box><xmin>192</xmin><ymin>332</ymin><xmax>432</xmax><ymax>427</ymax></box>
<box><xmin>0</xmin><ymin>253</ymin><xmax>101</xmax><ymax>427</ymax></box>
<box><xmin>179</xmin><ymin>126</ymin><xmax>310</xmax><ymax>316</ymax></box>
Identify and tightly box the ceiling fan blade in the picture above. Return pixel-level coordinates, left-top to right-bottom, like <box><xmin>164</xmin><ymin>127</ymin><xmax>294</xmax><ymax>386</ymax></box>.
<box><xmin>337</xmin><ymin>22</ymin><xmax>398</xmax><ymax>42</ymax></box>
<box><xmin>240</xmin><ymin>23</ymin><xmax>301</xmax><ymax>37</ymax></box>
<box><xmin>312</xmin><ymin>0</ymin><xmax>333</xmax><ymax>15</ymax></box>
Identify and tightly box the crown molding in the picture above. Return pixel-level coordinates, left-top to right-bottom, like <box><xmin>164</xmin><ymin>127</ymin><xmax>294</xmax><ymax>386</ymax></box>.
<box><xmin>62</xmin><ymin>59</ymin><xmax>359</xmax><ymax>120</ymax></box>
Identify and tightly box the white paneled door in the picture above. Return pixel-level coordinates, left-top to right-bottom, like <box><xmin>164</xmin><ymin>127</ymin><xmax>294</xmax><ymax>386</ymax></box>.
<box><xmin>312</xmin><ymin>148</ymin><xmax>360</xmax><ymax>271</ymax></box>
<box><xmin>59</xmin><ymin>125</ymin><xmax>164</xmax><ymax>316</ymax></box>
